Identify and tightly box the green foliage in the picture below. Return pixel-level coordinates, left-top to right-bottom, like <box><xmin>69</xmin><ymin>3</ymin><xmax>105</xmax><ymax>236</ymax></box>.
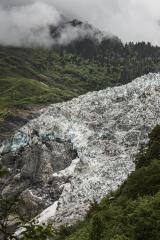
<box><xmin>0</xmin><ymin>166</ymin><xmax>9</xmax><ymax>178</ymax></box>
<box><xmin>90</xmin><ymin>215</ymin><xmax>104</xmax><ymax>240</ymax></box>
<box><xmin>110</xmin><ymin>235</ymin><xmax>129</xmax><ymax>240</ymax></box>
<box><xmin>135</xmin><ymin>125</ymin><xmax>160</xmax><ymax>168</ymax></box>
<box><xmin>118</xmin><ymin>160</ymin><xmax>160</xmax><ymax>199</ymax></box>
<box><xmin>20</xmin><ymin>221</ymin><xmax>55</xmax><ymax>240</ymax></box>
<box><xmin>1</xmin><ymin>40</ymin><xmax>160</xmax><ymax>239</ymax></box>
<box><xmin>127</xmin><ymin>194</ymin><xmax>160</xmax><ymax>240</ymax></box>
<box><xmin>1</xmin><ymin>41</ymin><xmax>160</xmax><ymax>123</ymax></box>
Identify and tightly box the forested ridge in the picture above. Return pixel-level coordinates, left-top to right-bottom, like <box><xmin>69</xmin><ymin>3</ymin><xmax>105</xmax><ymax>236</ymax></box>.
<box><xmin>1</xmin><ymin>34</ymin><xmax>160</xmax><ymax>239</ymax></box>
<box><xmin>1</xmin><ymin>38</ymin><xmax>160</xmax><ymax>122</ymax></box>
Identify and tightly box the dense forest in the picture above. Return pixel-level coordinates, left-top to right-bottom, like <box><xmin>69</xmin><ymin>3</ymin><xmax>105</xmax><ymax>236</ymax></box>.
<box><xmin>1</xmin><ymin>37</ymin><xmax>160</xmax><ymax>123</ymax></box>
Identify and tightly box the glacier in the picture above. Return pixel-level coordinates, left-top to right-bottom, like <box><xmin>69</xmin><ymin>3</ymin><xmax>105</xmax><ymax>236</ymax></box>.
<box><xmin>0</xmin><ymin>73</ymin><xmax>160</xmax><ymax>226</ymax></box>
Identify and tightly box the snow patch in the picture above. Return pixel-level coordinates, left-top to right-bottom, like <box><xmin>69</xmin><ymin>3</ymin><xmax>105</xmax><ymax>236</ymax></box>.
<box><xmin>37</xmin><ymin>201</ymin><xmax>58</xmax><ymax>224</ymax></box>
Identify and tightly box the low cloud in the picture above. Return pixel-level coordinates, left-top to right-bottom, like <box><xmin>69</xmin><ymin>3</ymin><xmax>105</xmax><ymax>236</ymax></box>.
<box><xmin>0</xmin><ymin>1</ymin><xmax>61</xmax><ymax>47</ymax></box>
<box><xmin>0</xmin><ymin>0</ymin><xmax>160</xmax><ymax>47</ymax></box>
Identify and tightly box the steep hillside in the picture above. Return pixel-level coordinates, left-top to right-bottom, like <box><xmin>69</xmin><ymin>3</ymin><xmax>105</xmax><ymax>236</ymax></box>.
<box><xmin>1</xmin><ymin>39</ymin><xmax>160</xmax><ymax>126</ymax></box>
<box><xmin>0</xmin><ymin>73</ymin><xmax>160</xmax><ymax>233</ymax></box>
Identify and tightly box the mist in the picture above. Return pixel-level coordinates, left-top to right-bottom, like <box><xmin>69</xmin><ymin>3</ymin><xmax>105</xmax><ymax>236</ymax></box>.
<box><xmin>0</xmin><ymin>0</ymin><xmax>160</xmax><ymax>47</ymax></box>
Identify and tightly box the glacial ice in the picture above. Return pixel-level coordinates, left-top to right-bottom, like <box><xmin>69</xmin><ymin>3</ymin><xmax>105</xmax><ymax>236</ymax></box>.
<box><xmin>1</xmin><ymin>73</ymin><xmax>160</xmax><ymax>226</ymax></box>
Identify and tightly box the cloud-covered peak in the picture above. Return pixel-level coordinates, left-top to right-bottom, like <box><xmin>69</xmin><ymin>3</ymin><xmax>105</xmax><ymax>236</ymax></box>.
<box><xmin>0</xmin><ymin>0</ymin><xmax>160</xmax><ymax>47</ymax></box>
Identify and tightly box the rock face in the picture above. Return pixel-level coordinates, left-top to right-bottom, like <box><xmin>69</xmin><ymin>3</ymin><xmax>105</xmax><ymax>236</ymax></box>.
<box><xmin>0</xmin><ymin>73</ymin><xmax>160</xmax><ymax>225</ymax></box>
<box><xmin>0</xmin><ymin>139</ymin><xmax>77</xmax><ymax>218</ymax></box>
<box><xmin>0</xmin><ymin>109</ymin><xmax>39</xmax><ymax>143</ymax></box>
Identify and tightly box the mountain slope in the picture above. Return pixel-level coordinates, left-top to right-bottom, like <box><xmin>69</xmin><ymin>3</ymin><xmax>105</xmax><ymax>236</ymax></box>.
<box><xmin>0</xmin><ymin>73</ymin><xmax>160</xmax><ymax>228</ymax></box>
<box><xmin>1</xmin><ymin>40</ymin><xmax>160</xmax><ymax>126</ymax></box>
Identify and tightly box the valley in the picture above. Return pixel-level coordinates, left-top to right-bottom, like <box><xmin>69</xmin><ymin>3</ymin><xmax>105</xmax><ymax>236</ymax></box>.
<box><xmin>0</xmin><ymin>18</ymin><xmax>160</xmax><ymax>240</ymax></box>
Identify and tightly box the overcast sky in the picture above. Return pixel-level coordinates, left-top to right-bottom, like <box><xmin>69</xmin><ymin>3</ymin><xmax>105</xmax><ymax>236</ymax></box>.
<box><xmin>0</xmin><ymin>0</ymin><xmax>160</xmax><ymax>46</ymax></box>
